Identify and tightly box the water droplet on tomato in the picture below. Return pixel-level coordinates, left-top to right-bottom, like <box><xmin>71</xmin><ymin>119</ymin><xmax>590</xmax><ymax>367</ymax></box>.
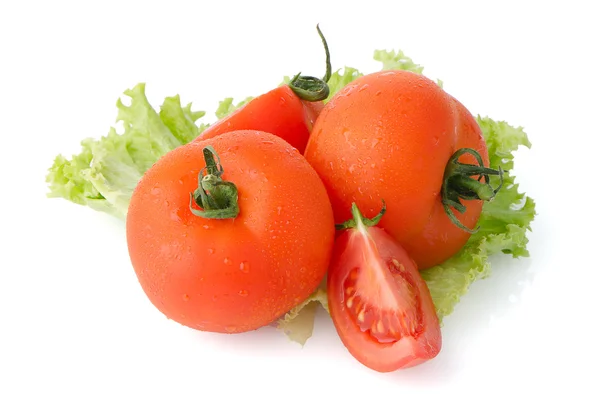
<box><xmin>151</xmin><ymin>186</ymin><xmax>161</xmax><ymax>195</ymax></box>
<box><xmin>329</xmin><ymin>162</ymin><xmax>334</xmax><ymax>170</ymax></box>
<box><xmin>212</xmin><ymin>295</ymin><xmax>218</xmax><ymax>302</ymax></box>
<box><xmin>343</xmin><ymin>130</ymin><xmax>354</xmax><ymax>146</ymax></box>
<box><xmin>224</xmin><ymin>257</ymin><xmax>230</xmax><ymax>264</ymax></box>
<box><xmin>358</xmin><ymin>84</ymin><xmax>369</xmax><ymax>92</ymax></box>
<box><xmin>182</xmin><ymin>294</ymin><xmax>190</xmax><ymax>302</ymax></box>
<box><xmin>225</xmin><ymin>326</ymin><xmax>236</xmax><ymax>333</ymax></box>
<box><xmin>238</xmin><ymin>290</ymin><xmax>248</xmax><ymax>297</ymax></box>
<box><xmin>371</xmin><ymin>139</ymin><xmax>380</xmax><ymax>148</ymax></box>
<box><xmin>208</xmin><ymin>248</ymin><xmax>214</xmax><ymax>254</ymax></box>
<box><xmin>277</xmin><ymin>206</ymin><xmax>282</xmax><ymax>215</ymax></box>
<box><xmin>202</xmin><ymin>224</ymin><xmax>210</xmax><ymax>230</ymax></box>
<box><xmin>300</xmin><ymin>267</ymin><xmax>306</xmax><ymax>273</ymax></box>
<box><xmin>170</xmin><ymin>210</ymin><xmax>181</xmax><ymax>222</ymax></box>
<box><xmin>348</xmin><ymin>164</ymin><xmax>356</xmax><ymax>174</ymax></box>
<box><xmin>239</xmin><ymin>261</ymin><xmax>250</xmax><ymax>273</ymax></box>
<box><xmin>375</xmin><ymin>90</ymin><xmax>382</xmax><ymax>96</ymax></box>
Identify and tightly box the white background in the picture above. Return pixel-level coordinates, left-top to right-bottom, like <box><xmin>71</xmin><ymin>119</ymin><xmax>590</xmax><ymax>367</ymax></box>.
<box><xmin>1</xmin><ymin>1</ymin><xmax>599</xmax><ymax>396</ymax></box>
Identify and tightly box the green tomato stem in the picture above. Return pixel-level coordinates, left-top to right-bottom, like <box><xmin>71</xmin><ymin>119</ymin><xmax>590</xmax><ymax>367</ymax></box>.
<box><xmin>442</xmin><ymin>148</ymin><xmax>504</xmax><ymax>233</ymax></box>
<box><xmin>336</xmin><ymin>200</ymin><xmax>386</xmax><ymax>231</ymax></box>
<box><xmin>288</xmin><ymin>24</ymin><xmax>332</xmax><ymax>102</ymax></box>
<box><xmin>189</xmin><ymin>146</ymin><xmax>239</xmax><ymax>219</ymax></box>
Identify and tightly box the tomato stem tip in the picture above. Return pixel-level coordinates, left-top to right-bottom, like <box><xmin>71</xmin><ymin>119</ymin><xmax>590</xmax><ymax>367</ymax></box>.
<box><xmin>442</xmin><ymin>148</ymin><xmax>504</xmax><ymax>233</ymax></box>
<box><xmin>336</xmin><ymin>200</ymin><xmax>386</xmax><ymax>231</ymax></box>
<box><xmin>288</xmin><ymin>24</ymin><xmax>332</xmax><ymax>102</ymax></box>
<box><xmin>189</xmin><ymin>146</ymin><xmax>240</xmax><ymax>219</ymax></box>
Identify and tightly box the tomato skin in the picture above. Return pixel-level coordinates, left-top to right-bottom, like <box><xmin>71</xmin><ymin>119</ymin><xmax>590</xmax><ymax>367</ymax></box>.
<box><xmin>402</xmin><ymin>99</ymin><xmax>489</xmax><ymax>267</ymax></box>
<box><xmin>126</xmin><ymin>130</ymin><xmax>334</xmax><ymax>333</ymax></box>
<box><xmin>328</xmin><ymin>222</ymin><xmax>441</xmax><ymax>372</ymax></box>
<box><xmin>304</xmin><ymin>70</ymin><xmax>490</xmax><ymax>269</ymax></box>
<box><xmin>195</xmin><ymin>86</ymin><xmax>322</xmax><ymax>153</ymax></box>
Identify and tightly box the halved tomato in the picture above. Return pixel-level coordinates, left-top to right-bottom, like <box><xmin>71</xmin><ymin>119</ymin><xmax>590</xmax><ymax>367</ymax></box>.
<box><xmin>328</xmin><ymin>202</ymin><xmax>442</xmax><ymax>372</ymax></box>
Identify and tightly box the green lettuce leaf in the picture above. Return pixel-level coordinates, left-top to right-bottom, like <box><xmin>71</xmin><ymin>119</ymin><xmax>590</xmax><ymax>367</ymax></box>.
<box><xmin>277</xmin><ymin>278</ymin><xmax>329</xmax><ymax>345</ymax></box>
<box><xmin>46</xmin><ymin>139</ymin><xmax>115</xmax><ymax>215</ymax></box>
<box><xmin>46</xmin><ymin>83</ymin><xmax>206</xmax><ymax>218</ymax></box>
<box><xmin>325</xmin><ymin>67</ymin><xmax>363</xmax><ymax>102</ymax></box>
<box><xmin>421</xmin><ymin>117</ymin><xmax>535</xmax><ymax>319</ymax></box>
<box><xmin>374</xmin><ymin>49</ymin><xmax>424</xmax><ymax>74</ymax></box>
<box><xmin>215</xmin><ymin>97</ymin><xmax>254</xmax><ymax>120</ymax></box>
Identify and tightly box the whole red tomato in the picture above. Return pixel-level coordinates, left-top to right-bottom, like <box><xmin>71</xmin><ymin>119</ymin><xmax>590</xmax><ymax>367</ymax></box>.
<box><xmin>127</xmin><ymin>130</ymin><xmax>335</xmax><ymax>333</ymax></box>
<box><xmin>305</xmin><ymin>70</ymin><xmax>502</xmax><ymax>268</ymax></box>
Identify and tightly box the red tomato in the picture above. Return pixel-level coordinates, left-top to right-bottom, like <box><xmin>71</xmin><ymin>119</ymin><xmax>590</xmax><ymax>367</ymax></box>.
<box><xmin>328</xmin><ymin>203</ymin><xmax>441</xmax><ymax>372</ymax></box>
<box><xmin>305</xmin><ymin>70</ymin><xmax>502</xmax><ymax>269</ymax></box>
<box><xmin>126</xmin><ymin>130</ymin><xmax>335</xmax><ymax>333</ymax></box>
<box><xmin>195</xmin><ymin>85</ymin><xmax>323</xmax><ymax>153</ymax></box>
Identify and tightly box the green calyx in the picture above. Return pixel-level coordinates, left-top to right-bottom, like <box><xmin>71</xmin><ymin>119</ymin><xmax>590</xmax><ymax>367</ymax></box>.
<box><xmin>336</xmin><ymin>200</ymin><xmax>386</xmax><ymax>231</ymax></box>
<box><xmin>189</xmin><ymin>146</ymin><xmax>239</xmax><ymax>219</ymax></box>
<box><xmin>442</xmin><ymin>148</ymin><xmax>504</xmax><ymax>233</ymax></box>
<box><xmin>288</xmin><ymin>24</ymin><xmax>332</xmax><ymax>102</ymax></box>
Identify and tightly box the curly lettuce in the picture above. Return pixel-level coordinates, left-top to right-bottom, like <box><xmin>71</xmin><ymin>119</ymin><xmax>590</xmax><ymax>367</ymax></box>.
<box><xmin>46</xmin><ymin>84</ymin><xmax>207</xmax><ymax>218</ymax></box>
<box><xmin>46</xmin><ymin>49</ymin><xmax>535</xmax><ymax>345</ymax></box>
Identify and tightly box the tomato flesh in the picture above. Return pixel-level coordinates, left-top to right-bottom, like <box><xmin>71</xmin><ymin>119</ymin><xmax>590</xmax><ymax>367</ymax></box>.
<box><xmin>328</xmin><ymin>225</ymin><xmax>441</xmax><ymax>372</ymax></box>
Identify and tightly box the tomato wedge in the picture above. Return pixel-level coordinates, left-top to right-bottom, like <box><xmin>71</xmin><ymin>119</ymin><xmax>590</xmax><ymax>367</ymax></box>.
<box><xmin>328</xmin><ymin>202</ymin><xmax>441</xmax><ymax>372</ymax></box>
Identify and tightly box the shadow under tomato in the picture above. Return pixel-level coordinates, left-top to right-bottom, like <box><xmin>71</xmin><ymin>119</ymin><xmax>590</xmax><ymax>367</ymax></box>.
<box><xmin>377</xmin><ymin>253</ymin><xmax>536</xmax><ymax>384</ymax></box>
<box><xmin>180</xmin><ymin>319</ymin><xmax>307</xmax><ymax>356</ymax></box>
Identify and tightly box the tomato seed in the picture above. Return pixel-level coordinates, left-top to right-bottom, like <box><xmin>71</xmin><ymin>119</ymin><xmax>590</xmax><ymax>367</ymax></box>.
<box><xmin>346</xmin><ymin>296</ymin><xmax>354</xmax><ymax>308</ymax></box>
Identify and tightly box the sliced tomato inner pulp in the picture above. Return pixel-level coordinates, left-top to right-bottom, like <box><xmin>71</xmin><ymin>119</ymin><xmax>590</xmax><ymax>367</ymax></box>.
<box><xmin>343</xmin><ymin>257</ymin><xmax>424</xmax><ymax>344</ymax></box>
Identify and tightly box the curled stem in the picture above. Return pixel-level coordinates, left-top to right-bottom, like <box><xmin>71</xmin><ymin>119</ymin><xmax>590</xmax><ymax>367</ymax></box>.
<box><xmin>442</xmin><ymin>148</ymin><xmax>504</xmax><ymax>233</ymax></box>
<box><xmin>288</xmin><ymin>24</ymin><xmax>332</xmax><ymax>102</ymax></box>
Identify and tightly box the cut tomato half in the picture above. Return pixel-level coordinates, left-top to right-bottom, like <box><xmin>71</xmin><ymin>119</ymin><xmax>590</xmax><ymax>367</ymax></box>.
<box><xmin>328</xmin><ymin>202</ymin><xmax>442</xmax><ymax>372</ymax></box>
